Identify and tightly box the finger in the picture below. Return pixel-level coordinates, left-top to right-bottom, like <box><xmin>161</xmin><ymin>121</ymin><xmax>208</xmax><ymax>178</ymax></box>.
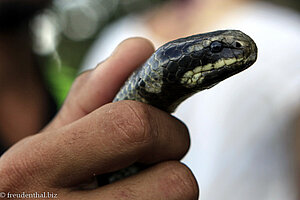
<box><xmin>78</xmin><ymin>37</ymin><xmax>154</xmax><ymax>108</ymax></box>
<box><xmin>11</xmin><ymin>100</ymin><xmax>189</xmax><ymax>187</ymax></box>
<box><xmin>46</xmin><ymin>37</ymin><xmax>155</xmax><ymax>130</ymax></box>
<box><xmin>70</xmin><ymin>161</ymin><xmax>199</xmax><ymax>200</ymax></box>
<box><xmin>42</xmin><ymin>69</ymin><xmax>93</xmax><ymax>131</ymax></box>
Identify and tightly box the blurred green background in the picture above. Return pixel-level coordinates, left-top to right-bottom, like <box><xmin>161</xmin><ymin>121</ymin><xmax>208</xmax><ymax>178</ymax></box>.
<box><xmin>32</xmin><ymin>0</ymin><xmax>300</xmax><ymax>106</ymax></box>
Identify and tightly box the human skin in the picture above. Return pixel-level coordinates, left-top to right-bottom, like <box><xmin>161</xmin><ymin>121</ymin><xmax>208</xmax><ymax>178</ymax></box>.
<box><xmin>0</xmin><ymin>38</ymin><xmax>199</xmax><ymax>200</ymax></box>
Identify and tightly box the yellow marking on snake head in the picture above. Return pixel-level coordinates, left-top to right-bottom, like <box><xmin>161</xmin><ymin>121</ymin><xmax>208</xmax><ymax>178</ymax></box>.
<box><xmin>181</xmin><ymin>57</ymin><xmax>238</xmax><ymax>88</ymax></box>
<box><xmin>192</xmin><ymin>73</ymin><xmax>201</xmax><ymax>82</ymax></box>
<box><xmin>187</xmin><ymin>44</ymin><xmax>204</xmax><ymax>54</ymax></box>
<box><xmin>197</xmin><ymin>76</ymin><xmax>204</xmax><ymax>84</ymax></box>
<box><xmin>194</xmin><ymin>45</ymin><xmax>204</xmax><ymax>51</ymax></box>
<box><xmin>193</xmin><ymin>66</ymin><xmax>202</xmax><ymax>73</ymax></box>
<box><xmin>183</xmin><ymin>71</ymin><xmax>194</xmax><ymax>78</ymax></box>
<box><xmin>202</xmin><ymin>63</ymin><xmax>213</xmax><ymax>71</ymax></box>
<box><xmin>181</xmin><ymin>77</ymin><xmax>188</xmax><ymax>83</ymax></box>
<box><xmin>203</xmin><ymin>40</ymin><xmax>211</xmax><ymax>47</ymax></box>
<box><xmin>237</xmin><ymin>57</ymin><xmax>243</xmax><ymax>62</ymax></box>
<box><xmin>224</xmin><ymin>58</ymin><xmax>236</xmax><ymax>66</ymax></box>
<box><xmin>181</xmin><ymin>71</ymin><xmax>202</xmax><ymax>88</ymax></box>
<box><xmin>214</xmin><ymin>59</ymin><xmax>225</xmax><ymax>69</ymax></box>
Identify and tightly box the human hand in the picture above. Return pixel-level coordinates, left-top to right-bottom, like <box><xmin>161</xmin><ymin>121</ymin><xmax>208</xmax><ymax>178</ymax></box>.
<box><xmin>0</xmin><ymin>38</ymin><xmax>199</xmax><ymax>199</ymax></box>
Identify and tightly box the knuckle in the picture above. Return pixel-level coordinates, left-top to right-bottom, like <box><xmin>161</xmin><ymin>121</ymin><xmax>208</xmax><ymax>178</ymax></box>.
<box><xmin>161</xmin><ymin>161</ymin><xmax>199</xmax><ymax>200</ymax></box>
<box><xmin>111</xmin><ymin>101</ymin><xmax>155</xmax><ymax>146</ymax></box>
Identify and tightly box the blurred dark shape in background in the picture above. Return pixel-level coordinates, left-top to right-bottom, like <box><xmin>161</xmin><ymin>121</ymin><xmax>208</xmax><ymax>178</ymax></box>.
<box><xmin>0</xmin><ymin>0</ymin><xmax>50</xmax><ymax>31</ymax></box>
<box><xmin>265</xmin><ymin>0</ymin><xmax>300</xmax><ymax>10</ymax></box>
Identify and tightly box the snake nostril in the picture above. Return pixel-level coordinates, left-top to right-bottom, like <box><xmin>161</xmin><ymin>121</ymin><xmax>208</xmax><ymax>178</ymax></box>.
<box><xmin>234</xmin><ymin>41</ymin><xmax>242</xmax><ymax>48</ymax></box>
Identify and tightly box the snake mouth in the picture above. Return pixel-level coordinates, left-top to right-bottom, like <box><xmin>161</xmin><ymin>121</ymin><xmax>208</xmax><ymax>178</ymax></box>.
<box><xmin>180</xmin><ymin>56</ymin><xmax>247</xmax><ymax>88</ymax></box>
<box><xmin>180</xmin><ymin>37</ymin><xmax>258</xmax><ymax>89</ymax></box>
<box><xmin>201</xmin><ymin>52</ymin><xmax>257</xmax><ymax>89</ymax></box>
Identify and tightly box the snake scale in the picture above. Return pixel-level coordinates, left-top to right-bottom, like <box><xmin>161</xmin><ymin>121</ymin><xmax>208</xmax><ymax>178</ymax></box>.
<box><xmin>98</xmin><ymin>30</ymin><xmax>258</xmax><ymax>185</ymax></box>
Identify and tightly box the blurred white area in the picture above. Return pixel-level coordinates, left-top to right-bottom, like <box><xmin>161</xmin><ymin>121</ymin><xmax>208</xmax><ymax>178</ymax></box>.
<box><xmin>82</xmin><ymin>1</ymin><xmax>300</xmax><ymax>200</ymax></box>
<box><xmin>31</xmin><ymin>0</ymin><xmax>120</xmax><ymax>55</ymax></box>
<box><xmin>31</xmin><ymin>10</ymin><xmax>60</xmax><ymax>55</ymax></box>
<box><xmin>56</xmin><ymin>0</ymin><xmax>113</xmax><ymax>41</ymax></box>
<box><xmin>82</xmin><ymin>15</ymin><xmax>155</xmax><ymax>69</ymax></box>
<box><xmin>61</xmin><ymin>5</ymin><xmax>99</xmax><ymax>41</ymax></box>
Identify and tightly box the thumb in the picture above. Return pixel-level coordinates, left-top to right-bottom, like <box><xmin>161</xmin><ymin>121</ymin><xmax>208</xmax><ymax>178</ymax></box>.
<box><xmin>44</xmin><ymin>37</ymin><xmax>155</xmax><ymax>131</ymax></box>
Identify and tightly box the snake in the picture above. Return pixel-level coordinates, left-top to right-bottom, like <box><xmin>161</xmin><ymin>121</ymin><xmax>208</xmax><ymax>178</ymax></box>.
<box><xmin>98</xmin><ymin>30</ymin><xmax>258</xmax><ymax>185</ymax></box>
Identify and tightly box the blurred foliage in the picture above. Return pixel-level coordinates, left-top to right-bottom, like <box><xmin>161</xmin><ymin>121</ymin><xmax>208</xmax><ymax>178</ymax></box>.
<box><xmin>37</xmin><ymin>0</ymin><xmax>166</xmax><ymax>106</ymax></box>
<box><xmin>42</xmin><ymin>58</ymin><xmax>76</xmax><ymax>106</ymax></box>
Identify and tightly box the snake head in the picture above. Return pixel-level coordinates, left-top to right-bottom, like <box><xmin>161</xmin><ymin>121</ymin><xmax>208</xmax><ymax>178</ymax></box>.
<box><xmin>114</xmin><ymin>30</ymin><xmax>257</xmax><ymax>113</ymax></box>
<box><xmin>178</xmin><ymin>30</ymin><xmax>258</xmax><ymax>89</ymax></box>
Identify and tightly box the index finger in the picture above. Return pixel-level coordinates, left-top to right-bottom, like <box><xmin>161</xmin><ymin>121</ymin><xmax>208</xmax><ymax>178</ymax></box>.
<box><xmin>45</xmin><ymin>38</ymin><xmax>155</xmax><ymax>130</ymax></box>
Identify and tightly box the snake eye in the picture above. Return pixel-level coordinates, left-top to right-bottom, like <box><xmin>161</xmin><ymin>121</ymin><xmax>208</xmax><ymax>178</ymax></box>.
<box><xmin>210</xmin><ymin>41</ymin><xmax>223</xmax><ymax>53</ymax></box>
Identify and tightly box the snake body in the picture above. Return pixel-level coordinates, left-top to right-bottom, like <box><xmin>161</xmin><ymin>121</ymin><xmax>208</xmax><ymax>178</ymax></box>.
<box><xmin>99</xmin><ymin>30</ymin><xmax>257</xmax><ymax>185</ymax></box>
